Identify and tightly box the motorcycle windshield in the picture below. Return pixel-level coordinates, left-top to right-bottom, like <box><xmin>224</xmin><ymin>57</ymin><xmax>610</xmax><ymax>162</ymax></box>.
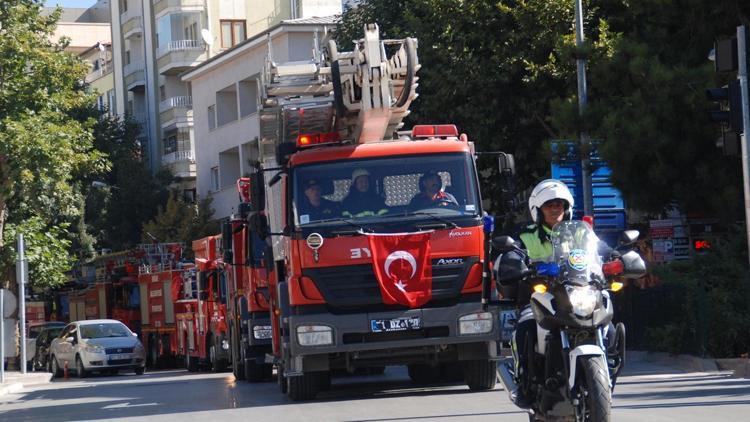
<box><xmin>550</xmin><ymin>220</ymin><xmax>604</xmax><ymax>284</ymax></box>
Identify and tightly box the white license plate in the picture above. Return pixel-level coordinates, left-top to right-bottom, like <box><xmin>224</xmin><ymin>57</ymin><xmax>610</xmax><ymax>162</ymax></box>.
<box><xmin>109</xmin><ymin>354</ymin><xmax>128</xmax><ymax>361</ymax></box>
<box><xmin>370</xmin><ymin>317</ymin><xmax>421</xmax><ymax>333</ymax></box>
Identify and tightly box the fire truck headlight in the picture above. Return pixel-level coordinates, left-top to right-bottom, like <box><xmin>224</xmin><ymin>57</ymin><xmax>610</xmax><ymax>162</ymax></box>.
<box><xmin>296</xmin><ymin>325</ymin><xmax>333</xmax><ymax>346</ymax></box>
<box><xmin>221</xmin><ymin>339</ymin><xmax>230</xmax><ymax>350</ymax></box>
<box><xmin>253</xmin><ymin>326</ymin><xmax>273</xmax><ymax>340</ymax></box>
<box><xmin>458</xmin><ymin>312</ymin><xmax>493</xmax><ymax>335</ymax></box>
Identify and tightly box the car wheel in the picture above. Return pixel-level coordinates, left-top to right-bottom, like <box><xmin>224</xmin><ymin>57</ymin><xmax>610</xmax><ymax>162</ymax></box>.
<box><xmin>76</xmin><ymin>355</ymin><xmax>87</xmax><ymax>378</ymax></box>
<box><xmin>134</xmin><ymin>366</ymin><xmax>145</xmax><ymax>375</ymax></box>
<box><xmin>50</xmin><ymin>356</ymin><xmax>62</xmax><ymax>378</ymax></box>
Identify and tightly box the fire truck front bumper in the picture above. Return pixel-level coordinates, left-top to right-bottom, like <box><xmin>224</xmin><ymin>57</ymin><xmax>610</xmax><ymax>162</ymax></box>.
<box><xmin>286</xmin><ymin>302</ymin><xmax>499</xmax><ymax>371</ymax></box>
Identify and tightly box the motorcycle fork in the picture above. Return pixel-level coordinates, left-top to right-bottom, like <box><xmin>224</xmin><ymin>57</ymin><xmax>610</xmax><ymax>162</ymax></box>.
<box><xmin>544</xmin><ymin>329</ymin><xmax>566</xmax><ymax>392</ymax></box>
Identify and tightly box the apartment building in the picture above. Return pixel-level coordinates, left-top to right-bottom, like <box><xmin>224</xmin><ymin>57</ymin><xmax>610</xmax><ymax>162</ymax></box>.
<box><xmin>110</xmin><ymin>0</ymin><xmax>342</xmax><ymax>202</ymax></box>
<box><xmin>80</xmin><ymin>42</ymin><xmax>116</xmax><ymax>116</ymax></box>
<box><xmin>182</xmin><ymin>17</ymin><xmax>337</xmax><ymax>219</ymax></box>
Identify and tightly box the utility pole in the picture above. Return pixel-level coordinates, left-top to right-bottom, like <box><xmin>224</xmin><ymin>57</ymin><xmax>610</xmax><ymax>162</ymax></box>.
<box><xmin>575</xmin><ymin>0</ymin><xmax>594</xmax><ymax>216</ymax></box>
<box><xmin>737</xmin><ymin>25</ymin><xmax>750</xmax><ymax>267</ymax></box>
<box><xmin>17</xmin><ymin>234</ymin><xmax>27</xmax><ymax>374</ymax></box>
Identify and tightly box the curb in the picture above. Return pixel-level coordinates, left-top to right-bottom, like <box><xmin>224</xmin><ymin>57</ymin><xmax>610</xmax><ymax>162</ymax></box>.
<box><xmin>629</xmin><ymin>350</ymin><xmax>749</xmax><ymax>377</ymax></box>
<box><xmin>0</xmin><ymin>382</ymin><xmax>24</xmax><ymax>396</ymax></box>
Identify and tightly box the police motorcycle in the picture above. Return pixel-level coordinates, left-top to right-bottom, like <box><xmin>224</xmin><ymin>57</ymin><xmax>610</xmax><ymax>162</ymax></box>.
<box><xmin>494</xmin><ymin>220</ymin><xmax>646</xmax><ymax>422</ymax></box>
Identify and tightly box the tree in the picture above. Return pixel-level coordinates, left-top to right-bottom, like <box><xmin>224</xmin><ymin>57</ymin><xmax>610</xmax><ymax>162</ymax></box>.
<box><xmin>141</xmin><ymin>196</ymin><xmax>218</xmax><ymax>258</ymax></box>
<box><xmin>0</xmin><ymin>1</ymin><xmax>107</xmax><ymax>288</ymax></box>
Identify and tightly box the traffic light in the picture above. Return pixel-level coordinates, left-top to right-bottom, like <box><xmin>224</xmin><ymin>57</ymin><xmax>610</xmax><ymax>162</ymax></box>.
<box><xmin>706</xmin><ymin>80</ymin><xmax>743</xmax><ymax>155</ymax></box>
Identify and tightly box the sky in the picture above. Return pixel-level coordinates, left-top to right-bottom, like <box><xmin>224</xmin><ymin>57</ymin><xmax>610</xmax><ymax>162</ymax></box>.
<box><xmin>45</xmin><ymin>0</ymin><xmax>98</xmax><ymax>8</ymax></box>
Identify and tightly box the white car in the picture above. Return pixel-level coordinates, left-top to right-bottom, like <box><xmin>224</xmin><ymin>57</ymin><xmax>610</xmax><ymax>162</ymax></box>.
<box><xmin>48</xmin><ymin>319</ymin><xmax>146</xmax><ymax>377</ymax></box>
<box><xmin>25</xmin><ymin>321</ymin><xmax>65</xmax><ymax>367</ymax></box>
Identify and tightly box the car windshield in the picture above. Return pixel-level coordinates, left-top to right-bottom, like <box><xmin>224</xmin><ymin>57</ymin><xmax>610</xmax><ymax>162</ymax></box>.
<box><xmin>79</xmin><ymin>323</ymin><xmax>131</xmax><ymax>339</ymax></box>
<box><xmin>293</xmin><ymin>152</ymin><xmax>480</xmax><ymax>226</ymax></box>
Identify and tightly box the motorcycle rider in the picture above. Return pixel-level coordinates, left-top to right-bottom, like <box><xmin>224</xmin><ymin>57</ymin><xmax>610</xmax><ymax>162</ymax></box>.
<box><xmin>497</xmin><ymin>179</ymin><xmax>619</xmax><ymax>407</ymax></box>
<box><xmin>497</xmin><ymin>179</ymin><xmax>575</xmax><ymax>407</ymax></box>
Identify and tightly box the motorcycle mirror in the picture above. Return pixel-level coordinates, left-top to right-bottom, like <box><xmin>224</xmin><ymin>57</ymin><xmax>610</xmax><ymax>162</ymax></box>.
<box><xmin>620</xmin><ymin>250</ymin><xmax>647</xmax><ymax>279</ymax></box>
<box><xmin>492</xmin><ymin>235</ymin><xmax>516</xmax><ymax>252</ymax></box>
<box><xmin>618</xmin><ymin>230</ymin><xmax>639</xmax><ymax>248</ymax></box>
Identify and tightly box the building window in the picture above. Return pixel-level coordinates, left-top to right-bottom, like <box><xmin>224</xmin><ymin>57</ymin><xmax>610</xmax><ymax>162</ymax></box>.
<box><xmin>183</xmin><ymin>189</ymin><xmax>196</xmax><ymax>203</ymax></box>
<box><xmin>216</xmin><ymin>84</ymin><xmax>238</xmax><ymax>126</ymax></box>
<box><xmin>208</xmin><ymin>104</ymin><xmax>216</xmax><ymax>130</ymax></box>
<box><xmin>97</xmin><ymin>95</ymin><xmax>105</xmax><ymax>112</ymax></box>
<box><xmin>238</xmin><ymin>77</ymin><xmax>258</xmax><ymax>118</ymax></box>
<box><xmin>220</xmin><ymin>20</ymin><xmax>246</xmax><ymax>48</ymax></box>
<box><xmin>107</xmin><ymin>90</ymin><xmax>116</xmax><ymax>115</ymax></box>
<box><xmin>210</xmin><ymin>167</ymin><xmax>220</xmax><ymax>191</ymax></box>
<box><xmin>163</xmin><ymin>133</ymin><xmax>177</xmax><ymax>154</ymax></box>
<box><xmin>125</xmin><ymin>50</ymin><xmax>131</xmax><ymax>65</ymax></box>
<box><xmin>120</xmin><ymin>0</ymin><xmax>127</xmax><ymax>13</ymax></box>
<box><xmin>160</xmin><ymin>85</ymin><xmax>166</xmax><ymax>101</ymax></box>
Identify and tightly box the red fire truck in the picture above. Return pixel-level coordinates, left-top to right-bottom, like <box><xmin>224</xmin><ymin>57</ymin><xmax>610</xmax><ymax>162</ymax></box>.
<box><xmin>225</xmin><ymin>24</ymin><xmax>511</xmax><ymax>400</ymax></box>
<box><xmin>136</xmin><ymin>243</ymin><xmax>193</xmax><ymax>367</ymax></box>
<box><xmin>176</xmin><ymin>235</ymin><xmax>231</xmax><ymax>371</ymax></box>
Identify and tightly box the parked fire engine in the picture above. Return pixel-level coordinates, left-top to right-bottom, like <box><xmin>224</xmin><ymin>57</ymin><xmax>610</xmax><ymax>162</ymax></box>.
<box><xmin>224</xmin><ymin>24</ymin><xmax>512</xmax><ymax>400</ymax></box>
<box><xmin>176</xmin><ymin>235</ymin><xmax>231</xmax><ymax>371</ymax></box>
<box><xmin>136</xmin><ymin>243</ymin><xmax>194</xmax><ymax>367</ymax></box>
<box><xmin>68</xmin><ymin>249</ymin><xmax>142</xmax><ymax>332</ymax></box>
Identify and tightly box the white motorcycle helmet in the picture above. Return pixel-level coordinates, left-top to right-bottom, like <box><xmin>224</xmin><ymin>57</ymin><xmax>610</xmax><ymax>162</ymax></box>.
<box><xmin>528</xmin><ymin>179</ymin><xmax>575</xmax><ymax>223</ymax></box>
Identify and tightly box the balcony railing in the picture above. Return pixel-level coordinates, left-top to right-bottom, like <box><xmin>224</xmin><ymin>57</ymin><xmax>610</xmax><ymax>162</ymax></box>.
<box><xmin>123</xmin><ymin>61</ymin><xmax>144</xmax><ymax>76</ymax></box>
<box><xmin>85</xmin><ymin>62</ymin><xmax>113</xmax><ymax>83</ymax></box>
<box><xmin>157</xmin><ymin>40</ymin><xmax>204</xmax><ymax>58</ymax></box>
<box><xmin>152</xmin><ymin>0</ymin><xmax>205</xmax><ymax>16</ymax></box>
<box><xmin>159</xmin><ymin>96</ymin><xmax>192</xmax><ymax>112</ymax></box>
<box><xmin>161</xmin><ymin>150</ymin><xmax>195</xmax><ymax>165</ymax></box>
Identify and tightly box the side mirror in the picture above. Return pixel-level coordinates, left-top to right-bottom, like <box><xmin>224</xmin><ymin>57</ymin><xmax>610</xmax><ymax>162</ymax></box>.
<box><xmin>618</xmin><ymin>230</ymin><xmax>639</xmax><ymax>248</ymax></box>
<box><xmin>497</xmin><ymin>153</ymin><xmax>515</xmax><ymax>176</ymax></box>
<box><xmin>492</xmin><ymin>235</ymin><xmax>516</xmax><ymax>252</ymax></box>
<box><xmin>620</xmin><ymin>250</ymin><xmax>647</xmax><ymax>279</ymax></box>
<box><xmin>132</xmin><ymin>332</ymin><xmax>138</xmax><ymax>337</ymax></box>
<box><xmin>221</xmin><ymin>221</ymin><xmax>233</xmax><ymax>262</ymax></box>
<box><xmin>65</xmin><ymin>336</ymin><xmax>74</xmax><ymax>343</ymax></box>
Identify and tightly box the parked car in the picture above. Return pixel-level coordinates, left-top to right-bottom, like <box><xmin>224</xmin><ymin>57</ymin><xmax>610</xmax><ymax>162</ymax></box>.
<box><xmin>48</xmin><ymin>319</ymin><xmax>146</xmax><ymax>377</ymax></box>
<box><xmin>25</xmin><ymin>322</ymin><xmax>66</xmax><ymax>369</ymax></box>
<box><xmin>31</xmin><ymin>324</ymin><xmax>66</xmax><ymax>371</ymax></box>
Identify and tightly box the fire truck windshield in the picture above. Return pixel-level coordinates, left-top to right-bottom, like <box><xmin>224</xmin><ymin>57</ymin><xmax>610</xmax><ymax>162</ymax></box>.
<box><xmin>293</xmin><ymin>153</ymin><xmax>480</xmax><ymax>227</ymax></box>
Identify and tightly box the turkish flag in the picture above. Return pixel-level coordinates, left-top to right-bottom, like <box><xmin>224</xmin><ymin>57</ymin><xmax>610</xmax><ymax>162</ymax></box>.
<box><xmin>367</xmin><ymin>232</ymin><xmax>432</xmax><ymax>308</ymax></box>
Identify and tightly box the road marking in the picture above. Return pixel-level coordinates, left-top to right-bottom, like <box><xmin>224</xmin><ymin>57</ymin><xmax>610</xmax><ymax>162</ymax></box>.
<box><xmin>102</xmin><ymin>402</ymin><xmax>159</xmax><ymax>409</ymax></box>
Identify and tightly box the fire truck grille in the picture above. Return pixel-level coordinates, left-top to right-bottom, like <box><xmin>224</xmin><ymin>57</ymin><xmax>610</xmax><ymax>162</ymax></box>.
<box><xmin>105</xmin><ymin>347</ymin><xmax>134</xmax><ymax>355</ymax></box>
<box><xmin>303</xmin><ymin>257</ymin><xmax>476</xmax><ymax>308</ymax></box>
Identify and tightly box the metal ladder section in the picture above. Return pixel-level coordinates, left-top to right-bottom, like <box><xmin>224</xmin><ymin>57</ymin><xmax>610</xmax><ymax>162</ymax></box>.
<box><xmin>258</xmin><ymin>23</ymin><xmax>420</xmax><ymax>151</ymax></box>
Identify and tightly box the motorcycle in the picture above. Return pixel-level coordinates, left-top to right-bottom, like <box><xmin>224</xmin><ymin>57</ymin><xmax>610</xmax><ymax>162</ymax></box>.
<box><xmin>494</xmin><ymin>220</ymin><xmax>646</xmax><ymax>422</ymax></box>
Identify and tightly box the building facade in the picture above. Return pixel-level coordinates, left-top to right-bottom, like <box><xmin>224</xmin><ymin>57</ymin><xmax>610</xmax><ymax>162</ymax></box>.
<box><xmin>110</xmin><ymin>0</ymin><xmax>342</xmax><ymax>202</ymax></box>
<box><xmin>182</xmin><ymin>18</ymin><xmax>336</xmax><ymax>219</ymax></box>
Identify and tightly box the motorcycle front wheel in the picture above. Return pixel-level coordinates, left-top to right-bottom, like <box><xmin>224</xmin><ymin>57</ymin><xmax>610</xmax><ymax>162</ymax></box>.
<box><xmin>576</xmin><ymin>356</ymin><xmax>611</xmax><ymax>422</ymax></box>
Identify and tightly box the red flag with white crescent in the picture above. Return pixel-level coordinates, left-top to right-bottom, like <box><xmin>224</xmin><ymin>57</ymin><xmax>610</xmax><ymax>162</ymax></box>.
<box><xmin>366</xmin><ymin>232</ymin><xmax>432</xmax><ymax>308</ymax></box>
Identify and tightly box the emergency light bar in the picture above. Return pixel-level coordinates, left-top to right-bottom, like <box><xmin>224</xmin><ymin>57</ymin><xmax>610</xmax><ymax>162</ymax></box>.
<box><xmin>411</xmin><ymin>124</ymin><xmax>459</xmax><ymax>138</ymax></box>
<box><xmin>296</xmin><ymin>132</ymin><xmax>341</xmax><ymax>148</ymax></box>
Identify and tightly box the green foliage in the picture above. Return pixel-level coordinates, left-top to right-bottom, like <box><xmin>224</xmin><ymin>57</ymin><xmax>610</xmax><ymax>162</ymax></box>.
<box><xmin>624</xmin><ymin>226</ymin><xmax>750</xmax><ymax>357</ymax></box>
<box><xmin>1</xmin><ymin>218</ymin><xmax>74</xmax><ymax>288</ymax></box>
<box><xmin>0</xmin><ymin>0</ymin><xmax>107</xmax><ymax>288</ymax></box>
<box><xmin>141</xmin><ymin>196</ymin><xmax>218</xmax><ymax>258</ymax></box>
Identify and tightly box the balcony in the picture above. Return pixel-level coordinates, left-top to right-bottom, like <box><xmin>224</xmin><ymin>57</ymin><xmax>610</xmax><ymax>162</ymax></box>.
<box><xmin>162</xmin><ymin>150</ymin><xmax>196</xmax><ymax>178</ymax></box>
<box><xmin>159</xmin><ymin>96</ymin><xmax>193</xmax><ymax>129</ymax></box>
<box><xmin>120</xmin><ymin>11</ymin><xmax>143</xmax><ymax>39</ymax></box>
<box><xmin>152</xmin><ymin>0</ymin><xmax>204</xmax><ymax>18</ymax></box>
<box><xmin>85</xmin><ymin>62</ymin><xmax>112</xmax><ymax>84</ymax></box>
<box><xmin>123</xmin><ymin>61</ymin><xmax>145</xmax><ymax>90</ymax></box>
<box><xmin>156</xmin><ymin>40</ymin><xmax>206</xmax><ymax>75</ymax></box>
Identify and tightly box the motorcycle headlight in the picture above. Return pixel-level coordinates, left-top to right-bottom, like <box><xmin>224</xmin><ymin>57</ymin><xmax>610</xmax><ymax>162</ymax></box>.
<box><xmin>566</xmin><ymin>285</ymin><xmax>598</xmax><ymax>317</ymax></box>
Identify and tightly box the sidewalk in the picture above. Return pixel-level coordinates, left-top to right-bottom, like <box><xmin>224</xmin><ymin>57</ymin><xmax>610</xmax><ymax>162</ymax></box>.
<box><xmin>629</xmin><ymin>350</ymin><xmax>750</xmax><ymax>377</ymax></box>
<box><xmin>0</xmin><ymin>371</ymin><xmax>52</xmax><ymax>396</ymax></box>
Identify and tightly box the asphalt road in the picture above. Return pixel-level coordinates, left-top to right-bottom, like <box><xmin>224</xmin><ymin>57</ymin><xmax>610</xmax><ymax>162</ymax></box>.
<box><xmin>0</xmin><ymin>358</ymin><xmax>748</xmax><ymax>421</ymax></box>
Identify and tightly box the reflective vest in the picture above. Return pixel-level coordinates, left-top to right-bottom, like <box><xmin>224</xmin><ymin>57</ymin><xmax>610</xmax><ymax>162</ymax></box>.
<box><xmin>519</xmin><ymin>224</ymin><xmax>553</xmax><ymax>262</ymax></box>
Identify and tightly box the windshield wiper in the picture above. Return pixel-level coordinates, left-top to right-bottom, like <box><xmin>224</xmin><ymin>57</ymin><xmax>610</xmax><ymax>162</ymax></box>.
<box><xmin>306</xmin><ymin>217</ymin><xmax>373</xmax><ymax>233</ymax></box>
<box><xmin>407</xmin><ymin>211</ymin><xmax>459</xmax><ymax>229</ymax></box>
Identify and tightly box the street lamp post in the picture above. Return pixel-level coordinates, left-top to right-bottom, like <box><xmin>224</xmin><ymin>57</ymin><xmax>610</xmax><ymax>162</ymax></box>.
<box><xmin>575</xmin><ymin>0</ymin><xmax>594</xmax><ymax>216</ymax></box>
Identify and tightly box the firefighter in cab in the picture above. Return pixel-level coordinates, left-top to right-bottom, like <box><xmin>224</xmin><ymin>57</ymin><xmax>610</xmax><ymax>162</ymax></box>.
<box><xmin>342</xmin><ymin>168</ymin><xmax>388</xmax><ymax>217</ymax></box>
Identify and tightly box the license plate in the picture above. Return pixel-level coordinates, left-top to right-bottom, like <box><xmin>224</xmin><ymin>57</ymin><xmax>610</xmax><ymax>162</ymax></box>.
<box><xmin>370</xmin><ymin>317</ymin><xmax>421</xmax><ymax>333</ymax></box>
<box><xmin>109</xmin><ymin>354</ymin><xmax>128</xmax><ymax>361</ymax></box>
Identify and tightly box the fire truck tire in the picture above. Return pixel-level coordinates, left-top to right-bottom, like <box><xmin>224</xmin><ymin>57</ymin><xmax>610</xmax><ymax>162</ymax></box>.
<box><xmin>76</xmin><ymin>356</ymin><xmax>88</xmax><ymax>378</ymax></box>
<box><xmin>277</xmin><ymin>364</ymin><xmax>287</xmax><ymax>394</ymax></box>
<box><xmin>286</xmin><ymin>371</ymin><xmax>322</xmax><ymax>401</ymax></box>
<box><xmin>210</xmin><ymin>344</ymin><xmax>226</xmax><ymax>372</ymax></box>
<box><xmin>462</xmin><ymin>359</ymin><xmax>497</xmax><ymax>391</ymax></box>
<box><xmin>407</xmin><ymin>364</ymin><xmax>440</xmax><ymax>384</ymax></box>
<box><xmin>185</xmin><ymin>353</ymin><xmax>198</xmax><ymax>372</ymax></box>
<box><xmin>244</xmin><ymin>359</ymin><xmax>267</xmax><ymax>382</ymax></box>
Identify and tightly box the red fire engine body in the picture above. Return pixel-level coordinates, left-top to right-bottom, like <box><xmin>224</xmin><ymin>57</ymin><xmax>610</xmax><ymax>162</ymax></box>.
<box><xmin>176</xmin><ymin>235</ymin><xmax>231</xmax><ymax>371</ymax></box>
<box><xmin>224</xmin><ymin>24</ymin><xmax>508</xmax><ymax>400</ymax></box>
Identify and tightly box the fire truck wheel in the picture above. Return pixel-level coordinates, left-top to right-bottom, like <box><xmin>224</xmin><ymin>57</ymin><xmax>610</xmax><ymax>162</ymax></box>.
<box><xmin>244</xmin><ymin>359</ymin><xmax>264</xmax><ymax>382</ymax></box>
<box><xmin>462</xmin><ymin>359</ymin><xmax>497</xmax><ymax>391</ymax></box>
<box><xmin>185</xmin><ymin>354</ymin><xmax>198</xmax><ymax>372</ymax></box>
<box><xmin>76</xmin><ymin>356</ymin><xmax>88</xmax><ymax>378</ymax></box>
<box><xmin>286</xmin><ymin>372</ymin><xmax>322</xmax><ymax>401</ymax></box>
<box><xmin>277</xmin><ymin>364</ymin><xmax>287</xmax><ymax>394</ymax></box>
<box><xmin>407</xmin><ymin>364</ymin><xmax>441</xmax><ymax>384</ymax></box>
